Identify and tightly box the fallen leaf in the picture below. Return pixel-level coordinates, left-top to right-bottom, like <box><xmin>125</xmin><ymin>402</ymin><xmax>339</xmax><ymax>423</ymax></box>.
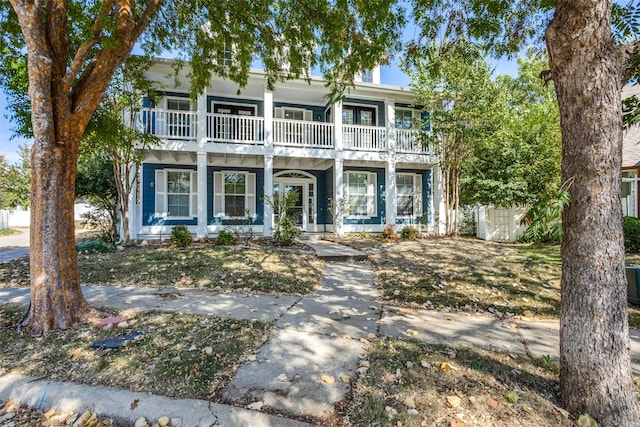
<box><xmin>340</xmin><ymin>374</ymin><xmax>351</xmax><ymax>383</ymax></box>
<box><xmin>445</xmin><ymin>395</ymin><xmax>461</xmax><ymax>408</ymax></box>
<box><xmin>130</xmin><ymin>399</ymin><xmax>139</xmax><ymax>410</ymax></box>
<box><xmin>320</xmin><ymin>374</ymin><xmax>335</xmax><ymax>384</ymax></box>
<box><xmin>577</xmin><ymin>413</ymin><xmax>598</xmax><ymax>427</ymax></box>
<box><xmin>487</xmin><ymin>397</ymin><xmax>500</xmax><ymax>408</ymax></box>
<box><xmin>450</xmin><ymin>420</ymin><xmax>467</xmax><ymax>427</ymax></box>
<box><xmin>399</xmin><ymin>395</ymin><xmax>415</xmax><ymax>408</ymax></box>
<box><xmin>503</xmin><ymin>391</ymin><xmax>518</xmax><ymax>404</ymax></box>
<box><xmin>440</xmin><ymin>362</ymin><xmax>455</xmax><ymax>372</ymax></box>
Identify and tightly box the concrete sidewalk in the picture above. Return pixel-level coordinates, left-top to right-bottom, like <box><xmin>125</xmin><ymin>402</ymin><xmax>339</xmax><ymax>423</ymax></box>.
<box><xmin>2</xmin><ymin>237</ymin><xmax>640</xmax><ymax>425</ymax></box>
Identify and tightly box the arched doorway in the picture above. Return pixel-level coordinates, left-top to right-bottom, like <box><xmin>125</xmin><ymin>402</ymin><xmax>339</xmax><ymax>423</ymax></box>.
<box><xmin>273</xmin><ymin>171</ymin><xmax>317</xmax><ymax>231</ymax></box>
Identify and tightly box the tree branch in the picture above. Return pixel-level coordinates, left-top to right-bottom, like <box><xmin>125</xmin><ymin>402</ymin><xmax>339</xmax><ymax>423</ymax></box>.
<box><xmin>63</xmin><ymin>0</ymin><xmax>115</xmax><ymax>92</ymax></box>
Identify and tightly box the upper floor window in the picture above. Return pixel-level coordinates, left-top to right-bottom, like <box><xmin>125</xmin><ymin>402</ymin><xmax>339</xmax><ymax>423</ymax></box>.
<box><xmin>395</xmin><ymin>108</ymin><xmax>414</xmax><ymax>129</ymax></box>
<box><xmin>166</xmin><ymin>98</ymin><xmax>192</xmax><ymax>138</ymax></box>
<box><xmin>361</xmin><ymin>70</ymin><xmax>373</xmax><ymax>83</ymax></box>
<box><xmin>154</xmin><ymin>169</ymin><xmax>197</xmax><ymax>219</ymax></box>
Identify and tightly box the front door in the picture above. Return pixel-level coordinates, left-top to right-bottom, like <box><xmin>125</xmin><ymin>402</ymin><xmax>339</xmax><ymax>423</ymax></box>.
<box><xmin>284</xmin><ymin>184</ymin><xmax>304</xmax><ymax>227</ymax></box>
<box><xmin>274</xmin><ymin>180</ymin><xmax>311</xmax><ymax>231</ymax></box>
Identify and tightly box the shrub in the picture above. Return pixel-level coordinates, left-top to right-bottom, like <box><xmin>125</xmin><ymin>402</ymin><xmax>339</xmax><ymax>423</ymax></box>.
<box><xmin>170</xmin><ymin>225</ymin><xmax>192</xmax><ymax>247</ymax></box>
<box><xmin>381</xmin><ymin>224</ymin><xmax>398</xmax><ymax>242</ymax></box>
<box><xmin>624</xmin><ymin>216</ymin><xmax>640</xmax><ymax>252</ymax></box>
<box><xmin>76</xmin><ymin>239</ymin><xmax>113</xmax><ymax>253</ymax></box>
<box><xmin>216</xmin><ymin>229</ymin><xmax>236</xmax><ymax>246</ymax></box>
<box><xmin>400</xmin><ymin>226</ymin><xmax>419</xmax><ymax>241</ymax></box>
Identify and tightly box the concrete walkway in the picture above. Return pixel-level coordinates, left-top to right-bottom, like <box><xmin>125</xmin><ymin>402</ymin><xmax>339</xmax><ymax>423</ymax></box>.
<box><xmin>2</xmin><ymin>238</ymin><xmax>640</xmax><ymax>425</ymax></box>
<box><xmin>0</xmin><ymin>227</ymin><xmax>29</xmax><ymax>262</ymax></box>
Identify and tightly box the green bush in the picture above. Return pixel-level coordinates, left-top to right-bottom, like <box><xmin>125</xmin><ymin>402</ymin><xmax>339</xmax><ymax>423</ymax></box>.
<box><xmin>76</xmin><ymin>239</ymin><xmax>113</xmax><ymax>253</ymax></box>
<box><xmin>273</xmin><ymin>216</ymin><xmax>301</xmax><ymax>246</ymax></box>
<box><xmin>381</xmin><ymin>224</ymin><xmax>398</xmax><ymax>242</ymax></box>
<box><xmin>170</xmin><ymin>225</ymin><xmax>192</xmax><ymax>247</ymax></box>
<box><xmin>400</xmin><ymin>226</ymin><xmax>419</xmax><ymax>241</ymax></box>
<box><xmin>216</xmin><ymin>229</ymin><xmax>236</xmax><ymax>246</ymax></box>
<box><xmin>624</xmin><ymin>216</ymin><xmax>640</xmax><ymax>252</ymax></box>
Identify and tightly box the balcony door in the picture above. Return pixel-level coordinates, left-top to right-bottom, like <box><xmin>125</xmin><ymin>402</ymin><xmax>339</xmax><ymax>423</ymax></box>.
<box><xmin>213</xmin><ymin>103</ymin><xmax>256</xmax><ymax>142</ymax></box>
<box><xmin>343</xmin><ymin>105</ymin><xmax>376</xmax><ymax>148</ymax></box>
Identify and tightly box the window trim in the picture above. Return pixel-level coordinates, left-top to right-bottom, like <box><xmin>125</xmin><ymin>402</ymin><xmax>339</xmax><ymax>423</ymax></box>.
<box><xmin>395</xmin><ymin>108</ymin><xmax>416</xmax><ymax>129</ymax></box>
<box><xmin>154</xmin><ymin>168</ymin><xmax>198</xmax><ymax>220</ymax></box>
<box><xmin>213</xmin><ymin>171</ymin><xmax>257</xmax><ymax>219</ymax></box>
<box><xmin>396</xmin><ymin>172</ymin><xmax>423</xmax><ymax>218</ymax></box>
<box><xmin>344</xmin><ymin>171</ymin><xmax>377</xmax><ymax>219</ymax></box>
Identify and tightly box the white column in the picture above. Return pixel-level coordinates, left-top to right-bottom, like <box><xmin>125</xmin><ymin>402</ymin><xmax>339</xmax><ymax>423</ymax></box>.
<box><xmin>197</xmin><ymin>92</ymin><xmax>208</xmax><ymax>148</ymax></box>
<box><xmin>385</xmin><ymin>99</ymin><xmax>396</xmax><ymax>153</ymax></box>
<box><xmin>386</xmin><ymin>160</ymin><xmax>396</xmax><ymax>227</ymax></box>
<box><xmin>263</xmin><ymin>89</ymin><xmax>273</xmax><ymax>148</ymax></box>
<box><xmin>334</xmin><ymin>157</ymin><xmax>344</xmax><ymax>235</ymax></box>
<box><xmin>433</xmin><ymin>166</ymin><xmax>447</xmax><ymax>235</ymax></box>
<box><xmin>333</xmin><ymin>101</ymin><xmax>343</xmax><ymax>152</ymax></box>
<box><xmin>196</xmin><ymin>152</ymin><xmax>208</xmax><ymax>238</ymax></box>
<box><xmin>263</xmin><ymin>154</ymin><xmax>274</xmax><ymax>237</ymax></box>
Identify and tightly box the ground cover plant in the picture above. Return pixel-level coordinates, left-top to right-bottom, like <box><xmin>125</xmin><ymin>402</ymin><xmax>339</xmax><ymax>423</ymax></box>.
<box><xmin>347</xmin><ymin>338</ymin><xmax>575</xmax><ymax>427</ymax></box>
<box><xmin>0</xmin><ymin>242</ymin><xmax>324</xmax><ymax>295</ymax></box>
<box><xmin>0</xmin><ymin>303</ymin><xmax>271</xmax><ymax>400</ymax></box>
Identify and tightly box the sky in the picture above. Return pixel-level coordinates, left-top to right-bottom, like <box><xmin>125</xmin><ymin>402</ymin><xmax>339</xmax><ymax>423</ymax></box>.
<box><xmin>0</xmin><ymin>51</ymin><xmax>519</xmax><ymax>165</ymax></box>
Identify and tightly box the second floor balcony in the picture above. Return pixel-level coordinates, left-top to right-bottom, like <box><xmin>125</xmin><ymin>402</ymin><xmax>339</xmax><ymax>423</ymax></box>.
<box><xmin>139</xmin><ymin>108</ymin><xmax>430</xmax><ymax>155</ymax></box>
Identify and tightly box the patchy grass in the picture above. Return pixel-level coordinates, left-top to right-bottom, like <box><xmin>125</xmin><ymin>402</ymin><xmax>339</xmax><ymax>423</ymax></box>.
<box><xmin>0</xmin><ymin>228</ymin><xmax>18</xmax><ymax>237</ymax></box>
<box><xmin>0</xmin><ymin>243</ymin><xmax>324</xmax><ymax>295</ymax></box>
<box><xmin>0</xmin><ymin>303</ymin><xmax>271</xmax><ymax>400</ymax></box>
<box><xmin>370</xmin><ymin>238</ymin><xmax>562</xmax><ymax>319</ymax></box>
<box><xmin>348</xmin><ymin>338</ymin><xmax>572</xmax><ymax>427</ymax></box>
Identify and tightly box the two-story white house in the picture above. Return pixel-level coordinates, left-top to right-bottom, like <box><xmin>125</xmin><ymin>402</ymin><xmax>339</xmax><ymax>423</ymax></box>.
<box><xmin>127</xmin><ymin>58</ymin><xmax>444</xmax><ymax>239</ymax></box>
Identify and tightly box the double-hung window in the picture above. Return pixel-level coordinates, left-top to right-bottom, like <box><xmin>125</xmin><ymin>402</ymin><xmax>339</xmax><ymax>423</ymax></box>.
<box><xmin>213</xmin><ymin>171</ymin><xmax>257</xmax><ymax>218</ymax></box>
<box><xmin>396</xmin><ymin>173</ymin><xmax>422</xmax><ymax>217</ymax></box>
<box><xmin>154</xmin><ymin>169</ymin><xmax>197</xmax><ymax>219</ymax></box>
<box><xmin>344</xmin><ymin>172</ymin><xmax>377</xmax><ymax>218</ymax></box>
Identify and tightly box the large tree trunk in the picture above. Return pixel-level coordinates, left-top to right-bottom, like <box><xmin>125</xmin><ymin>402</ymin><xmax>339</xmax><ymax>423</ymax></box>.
<box><xmin>546</xmin><ymin>1</ymin><xmax>640</xmax><ymax>424</ymax></box>
<box><xmin>10</xmin><ymin>0</ymin><xmax>160</xmax><ymax>333</ymax></box>
<box><xmin>27</xmin><ymin>132</ymin><xmax>95</xmax><ymax>332</ymax></box>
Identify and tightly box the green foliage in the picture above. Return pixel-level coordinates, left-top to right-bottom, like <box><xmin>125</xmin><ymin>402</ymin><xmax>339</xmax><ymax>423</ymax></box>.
<box><xmin>264</xmin><ymin>190</ymin><xmax>301</xmax><ymax>246</ymax></box>
<box><xmin>171</xmin><ymin>225</ymin><xmax>193</xmax><ymax>248</ymax></box>
<box><xmin>623</xmin><ymin>216</ymin><xmax>640</xmax><ymax>253</ymax></box>
<box><xmin>461</xmin><ymin>51</ymin><xmax>561</xmax><ymax>208</ymax></box>
<box><xmin>0</xmin><ymin>145</ymin><xmax>31</xmax><ymax>209</ymax></box>
<box><xmin>405</xmin><ymin>39</ymin><xmax>499</xmax><ymax>234</ymax></box>
<box><xmin>400</xmin><ymin>226</ymin><xmax>419</xmax><ymax>241</ymax></box>
<box><xmin>519</xmin><ymin>189</ymin><xmax>570</xmax><ymax>244</ymax></box>
<box><xmin>382</xmin><ymin>224</ymin><xmax>398</xmax><ymax>242</ymax></box>
<box><xmin>80</xmin><ymin>207</ymin><xmax>118</xmax><ymax>245</ymax></box>
<box><xmin>76</xmin><ymin>239</ymin><xmax>113</xmax><ymax>254</ymax></box>
<box><xmin>216</xmin><ymin>229</ymin><xmax>237</xmax><ymax>246</ymax></box>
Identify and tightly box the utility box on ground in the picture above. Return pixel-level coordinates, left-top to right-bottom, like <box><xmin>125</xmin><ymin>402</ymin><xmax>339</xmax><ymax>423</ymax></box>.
<box><xmin>626</xmin><ymin>267</ymin><xmax>640</xmax><ymax>305</ymax></box>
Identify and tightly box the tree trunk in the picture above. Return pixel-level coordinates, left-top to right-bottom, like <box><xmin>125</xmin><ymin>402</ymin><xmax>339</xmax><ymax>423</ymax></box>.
<box><xmin>546</xmin><ymin>1</ymin><xmax>640</xmax><ymax>424</ymax></box>
<box><xmin>26</xmin><ymin>132</ymin><xmax>95</xmax><ymax>333</ymax></box>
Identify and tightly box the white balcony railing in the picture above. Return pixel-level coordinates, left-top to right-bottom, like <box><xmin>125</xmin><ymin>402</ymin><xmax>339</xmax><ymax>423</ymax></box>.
<box><xmin>138</xmin><ymin>108</ymin><xmax>430</xmax><ymax>156</ymax></box>
<box><xmin>208</xmin><ymin>113</ymin><xmax>264</xmax><ymax>144</ymax></box>
<box><xmin>139</xmin><ymin>109</ymin><xmax>198</xmax><ymax>141</ymax></box>
<box><xmin>396</xmin><ymin>129</ymin><xmax>430</xmax><ymax>154</ymax></box>
<box><xmin>273</xmin><ymin>119</ymin><xmax>334</xmax><ymax>148</ymax></box>
<box><xmin>343</xmin><ymin>125</ymin><xmax>386</xmax><ymax>151</ymax></box>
